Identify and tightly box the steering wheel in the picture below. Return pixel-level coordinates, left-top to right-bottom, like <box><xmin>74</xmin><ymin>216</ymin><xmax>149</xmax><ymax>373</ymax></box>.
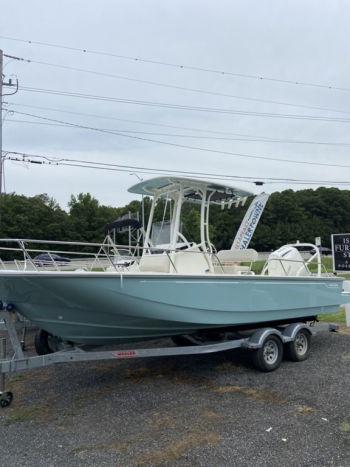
<box><xmin>177</xmin><ymin>232</ymin><xmax>192</xmax><ymax>248</ymax></box>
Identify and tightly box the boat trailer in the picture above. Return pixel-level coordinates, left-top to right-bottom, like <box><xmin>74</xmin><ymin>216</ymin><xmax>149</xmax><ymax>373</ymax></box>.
<box><xmin>0</xmin><ymin>304</ymin><xmax>338</xmax><ymax>408</ymax></box>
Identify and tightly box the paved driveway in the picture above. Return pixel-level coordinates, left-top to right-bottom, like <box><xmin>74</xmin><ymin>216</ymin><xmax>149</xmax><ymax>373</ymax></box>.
<box><xmin>0</xmin><ymin>329</ymin><xmax>349</xmax><ymax>466</ymax></box>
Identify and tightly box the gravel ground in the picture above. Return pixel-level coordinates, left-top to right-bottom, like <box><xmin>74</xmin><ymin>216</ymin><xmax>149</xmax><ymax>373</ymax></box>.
<box><xmin>0</xmin><ymin>328</ymin><xmax>349</xmax><ymax>466</ymax></box>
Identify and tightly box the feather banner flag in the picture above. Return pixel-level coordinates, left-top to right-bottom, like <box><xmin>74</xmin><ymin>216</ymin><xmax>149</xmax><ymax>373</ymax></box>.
<box><xmin>231</xmin><ymin>193</ymin><xmax>269</xmax><ymax>250</ymax></box>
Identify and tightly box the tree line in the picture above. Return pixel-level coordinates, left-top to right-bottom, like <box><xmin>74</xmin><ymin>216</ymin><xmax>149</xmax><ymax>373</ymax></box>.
<box><xmin>0</xmin><ymin>187</ymin><xmax>349</xmax><ymax>252</ymax></box>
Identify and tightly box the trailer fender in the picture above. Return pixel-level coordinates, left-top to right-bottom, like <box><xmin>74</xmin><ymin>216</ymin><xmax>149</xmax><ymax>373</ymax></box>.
<box><xmin>245</xmin><ymin>328</ymin><xmax>283</xmax><ymax>350</ymax></box>
<box><xmin>282</xmin><ymin>323</ymin><xmax>313</xmax><ymax>342</ymax></box>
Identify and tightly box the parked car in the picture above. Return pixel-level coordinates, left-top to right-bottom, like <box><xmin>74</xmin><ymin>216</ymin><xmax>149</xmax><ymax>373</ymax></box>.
<box><xmin>34</xmin><ymin>253</ymin><xmax>71</xmax><ymax>267</ymax></box>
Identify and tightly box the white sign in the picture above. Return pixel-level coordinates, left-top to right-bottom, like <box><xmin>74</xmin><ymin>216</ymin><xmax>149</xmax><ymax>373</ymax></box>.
<box><xmin>315</xmin><ymin>236</ymin><xmax>321</xmax><ymax>247</ymax></box>
<box><xmin>231</xmin><ymin>193</ymin><xmax>270</xmax><ymax>250</ymax></box>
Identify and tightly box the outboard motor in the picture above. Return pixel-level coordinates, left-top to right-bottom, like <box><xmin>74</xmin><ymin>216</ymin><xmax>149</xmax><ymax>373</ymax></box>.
<box><xmin>267</xmin><ymin>246</ymin><xmax>310</xmax><ymax>277</ymax></box>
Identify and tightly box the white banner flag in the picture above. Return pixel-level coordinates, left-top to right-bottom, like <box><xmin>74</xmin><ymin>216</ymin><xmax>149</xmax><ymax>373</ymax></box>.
<box><xmin>231</xmin><ymin>193</ymin><xmax>269</xmax><ymax>250</ymax></box>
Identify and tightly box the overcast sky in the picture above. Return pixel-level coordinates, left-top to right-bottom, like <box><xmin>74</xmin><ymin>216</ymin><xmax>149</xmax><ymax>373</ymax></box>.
<box><xmin>1</xmin><ymin>0</ymin><xmax>350</xmax><ymax>209</ymax></box>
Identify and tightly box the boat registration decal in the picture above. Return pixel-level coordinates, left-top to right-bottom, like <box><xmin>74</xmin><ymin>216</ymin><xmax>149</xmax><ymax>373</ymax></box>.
<box><xmin>113</xmin><ymin>350</ymin><xmax>138</xmax><ymax>358</ymax></box>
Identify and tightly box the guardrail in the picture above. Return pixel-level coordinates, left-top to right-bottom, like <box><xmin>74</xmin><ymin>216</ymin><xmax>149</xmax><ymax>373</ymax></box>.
<box><xmin>0</xmin><ymin>237</ymin><xmax>131</xmax><ymax>272</ymax></box>
<box><xmin>0</xmin><ymin>238</ymin><xmax>330</xmax><ymax>278</ymax></box>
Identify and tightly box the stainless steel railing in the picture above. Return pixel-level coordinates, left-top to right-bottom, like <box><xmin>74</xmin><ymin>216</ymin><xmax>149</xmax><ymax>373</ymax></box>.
<box><xmin>0</xmin><ymin>238</ymin><xmax>332</xmax><ymax>277</ymax></box>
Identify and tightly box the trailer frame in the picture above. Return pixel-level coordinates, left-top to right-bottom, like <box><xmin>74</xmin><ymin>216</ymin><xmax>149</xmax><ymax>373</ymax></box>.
<box><xmin>0</xmin><ymin>306</ymin><xmax>338</xmax><ymax>408</ymax></box>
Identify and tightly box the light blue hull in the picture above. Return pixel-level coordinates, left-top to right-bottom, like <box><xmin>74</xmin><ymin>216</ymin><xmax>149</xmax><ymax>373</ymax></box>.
<box><xmin>0</xmin><ymin>272</ymin><xmax>347</xmax><ymax>344</ymax></box>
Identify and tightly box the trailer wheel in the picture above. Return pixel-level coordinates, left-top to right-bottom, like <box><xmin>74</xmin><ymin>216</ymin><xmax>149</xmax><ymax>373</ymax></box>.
<box><xmin>285</xmin><ymin>329</ymin><xmax>311</xmax><ymax>362</ymax></box>
<box><xmin>34</xmin><ymin>329</ymin><xmax>63</xmax><ymax>355</ymax></box>
<box><xmin>35</xmin><ymin>330</ymin><xmax>53</xmax><ymax>355</ymax></box>
<box><xmin>252</xmin><ymin>334</ymin><xmax>283</xmax><ymax>372</ymax></box>
<box><xmin>0</xmin><ymin>391</ymin><xmax>13</xmax><ymax>408</ymax></box>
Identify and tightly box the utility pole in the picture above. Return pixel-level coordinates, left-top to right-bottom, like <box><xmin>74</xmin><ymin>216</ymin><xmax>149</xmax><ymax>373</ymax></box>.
<box><xmin>0</xmin><ymin>49</ymin><xmax>3</xmax><ymax>197</ymax></box>
<box><xmin>0</xmin><ymin>49</ymin><xmax>19</xmax><ymax>196</ymax></box>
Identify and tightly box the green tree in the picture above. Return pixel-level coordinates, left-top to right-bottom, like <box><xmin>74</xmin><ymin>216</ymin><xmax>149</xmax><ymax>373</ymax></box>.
<box><xmin>2</xmin><ymin>187</ymin><xmax>350</xmax><ymax>253</ymax></box>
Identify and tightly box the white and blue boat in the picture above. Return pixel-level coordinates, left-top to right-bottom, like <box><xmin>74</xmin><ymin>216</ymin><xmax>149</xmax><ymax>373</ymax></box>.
<box><xmin>0</xmin><ymin>177</ymin><xmax>347</xmax><ymax>346</ymax></box>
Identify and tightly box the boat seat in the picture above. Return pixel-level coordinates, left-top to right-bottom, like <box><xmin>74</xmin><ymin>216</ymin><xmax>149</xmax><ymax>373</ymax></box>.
<box><xmin>216</xmin><ymin>249</ymin><xmax>259</xmax><ymax>263</ymax></box>
<box><xmin>213</xmin><ymin>249</ymin><xmax>258</xmax><ymax>274</ymax></box>
<box><xmin>173</xmin><ymin>244</ymin><xmax>210</xmax><ymax>274</ymax></box>
<box><xmin>139</xmin><ymin>253</ymin><xmax>170</xmax><ymax>273</ymax></box>
<box><xmin>139</xmin><ymin>244</ymin><xmax>211</xmax><ymax>274</ymax></box>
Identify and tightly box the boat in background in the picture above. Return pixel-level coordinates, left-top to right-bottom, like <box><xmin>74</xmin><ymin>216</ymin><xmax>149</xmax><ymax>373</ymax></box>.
<box><xmin>0</xmin><ymin>176</ymin><xmax>348</xmax><ymax>346</ymax></box>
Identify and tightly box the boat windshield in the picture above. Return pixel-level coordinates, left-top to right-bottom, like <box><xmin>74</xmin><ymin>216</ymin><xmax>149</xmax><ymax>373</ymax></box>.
<box><xmin>151</xmin><ymin>221</ymin><xmax>172</xmax><ymax>246</ymax></box>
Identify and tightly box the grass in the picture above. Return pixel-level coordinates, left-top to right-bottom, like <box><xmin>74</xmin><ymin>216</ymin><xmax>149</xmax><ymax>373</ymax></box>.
<box><xmin>250</xmin><ymin>260</ymin><xmax>266</xmax><ymax>275</ymax></box>
<box><xmin>340</xmin><ymin>421</ymin><xmax>350</xmax><ymax>433</ymax></box>
<box><xmin>137</xmin><ymin>431</ymin><xmax>220</xmax><ymax>465</ymax></box>
<box><xmin>318</xmin><ymin>308</ymin><xmax>346</xmax><ymax>324</ymax></box>
<box><xmin>212</xmin><ymin>385</ymin><xmax>286</xmax><ymax>404</ymax></box>
<box><xmin>3</xmin><ymin>403</ymin><xmax>51</xmax><ymax>426</ymax></box>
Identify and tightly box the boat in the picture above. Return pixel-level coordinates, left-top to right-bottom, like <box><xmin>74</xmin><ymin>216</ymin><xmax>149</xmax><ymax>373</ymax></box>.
<box><xmin>0</xmin><ymin>176</ymin><xmax>347</xmax><ymax>347</ymax></box>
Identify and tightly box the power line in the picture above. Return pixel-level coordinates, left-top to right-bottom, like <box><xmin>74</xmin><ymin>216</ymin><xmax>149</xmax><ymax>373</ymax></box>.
<box><xmin>6</xmin><ymin>101</ymin><xmax>278</xmax><ymax>139</ymax></box>
<box><xmin>7</xmin><ymin>110</ymin><xmax>350</xmax><ymax>170</ymax></box>
<box><xmin>7</xmin><ymin>102</ymin><xmax>350</xmax><ymax>147</ymax></box>
<box><xmin>8</xmin><ymin>155</ymin><xmax>294</xmax><ymax>185</ymax></box>
<box><xmin>6</xmin><ymin>117</ymin><xmax>288</xmax><ymax>141</ymax></box>
<box><xmin>5</xmin><ymin>150</ymin><xmax>350</xmax><ymax>186</ymax></box>
<box><xmin>0</xmin><ymin>151</ymin><xmax>272</xmax><ymax>183</ymax></box>
<box><xmin>17</xmin><ymin>86</ymin><xmax>350</xmax><ymax>123</ymax></box>
<box><xmin>3</xmin><ymin>53</ymin><xmax>30</xmax><ymax>63</ymax></box>
<box><xmin>2</xmin><ymin>150</ymin><xmax>266</xmax><ymax>183</ymax></box>
<box><xmin>1</xmin><ymin>34</ymin><xmax>350</xmax><ymax>93</ymax></box>
<box><xmin>8</xmin><ymin>116</ymin><xmax>350</xmax><ymax>148</ymax></box>
<box><xmin>12</xmin><ymin>56</ymin><xmax>350</xmax><ymax>116</ymax></box>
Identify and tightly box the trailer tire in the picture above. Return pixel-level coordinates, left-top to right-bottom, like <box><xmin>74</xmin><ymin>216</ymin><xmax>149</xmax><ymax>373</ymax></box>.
<box><xmin>0</xmin><ymin>391</ymin><xmax>13</xmax><ymax>408</ymax></box>
<box><xmin>285</xmin><ymin>329</ymin><xmax>311</xmax><ymax>362</ymax></box>
<box><xmin>34</xmin><ymin>330</ymin><xmax>53</xmax><ymax>355</ymax></box>
<box><xmin>34</xmin><ymin>329</ymin><xmax>64</xmax><ymax>355</ymax></box>
<box><xmin>252</xmin><ymin>334</ymin><xmax>283</xmax><ymax>372</ymax></box>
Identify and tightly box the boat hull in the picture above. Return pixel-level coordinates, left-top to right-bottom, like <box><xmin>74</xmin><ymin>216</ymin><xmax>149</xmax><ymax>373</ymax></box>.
<box><xmin>0</xmin><ymin>272</ymin><xmax>346</xmax><ymax>344</ymax></box>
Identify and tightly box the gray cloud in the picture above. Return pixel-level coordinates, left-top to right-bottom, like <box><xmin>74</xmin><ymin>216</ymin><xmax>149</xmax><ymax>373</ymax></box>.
<box><xmin>1</xmin><ymin>0</ymin><xmax>350</xmax><ymax>208</ymax></box>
